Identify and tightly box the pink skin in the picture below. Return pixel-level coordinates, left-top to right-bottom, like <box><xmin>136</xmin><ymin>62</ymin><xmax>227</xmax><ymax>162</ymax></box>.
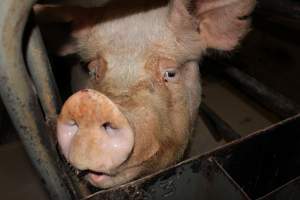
<box><xmin>57</xmin><ymin>121</ymin><xmax>77</xmax><ymax>159</ymax></box>
<box><xmin>57</xmin><ymin>90</ymin><xmax>135</xmax><ymax>184</ymax></box>
<box><xmin>57</xmin><ymin>122</ymin><xmax>134</xmax><ymax>169</ymax></box>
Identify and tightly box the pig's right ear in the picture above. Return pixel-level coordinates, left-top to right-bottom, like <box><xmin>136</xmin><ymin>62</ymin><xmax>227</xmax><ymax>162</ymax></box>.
<box><xmin>34</xmin><ymin>4</ymin><xmax>95</xmax><ymax>56</ymax></box>
<box><xmin>168</xmin><ymin>0</ymin><xmax>256</xmax><ymax>51</ymax></box>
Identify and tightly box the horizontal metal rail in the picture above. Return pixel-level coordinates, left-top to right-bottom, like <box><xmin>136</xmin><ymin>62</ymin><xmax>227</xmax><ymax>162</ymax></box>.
<box><xmin>222</xmin><ymin>65</ymin><xmax>300</xmax><ymax>119</ymax></box>
<box><xmin>200</xmin><ymin>103</ymin><xmax>241</xmax><ymax>142</ymax></box>
<box><xmin>257</xmin><ymin>0</ymin><xmax>300</xmax><ymax>20</ymax></box>
<box><xmin>204</xmin><ymin>60</ymin><xmax>300</xmax><ymax>119</ymax></box>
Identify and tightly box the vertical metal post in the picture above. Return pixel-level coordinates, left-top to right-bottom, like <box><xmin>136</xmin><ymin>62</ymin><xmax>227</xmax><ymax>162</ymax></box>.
<box><xmin>0</xmin><ymin>1</ymin><xmax>73</xmax><ymax>199</ymax></box>
<box><xmin>26</xmin><ymin>26</ymin><xmax>62</xmax><ymax>121</ymax></box>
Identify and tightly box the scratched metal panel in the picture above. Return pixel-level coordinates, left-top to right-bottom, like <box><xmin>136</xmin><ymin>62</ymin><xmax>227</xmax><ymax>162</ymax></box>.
<box><xmin>216</xmin><ymin>122</ymin><xmax>300</xmax><ymax>199</ymax></box>
<box><xmin>215</xmin><ymin>114</ymin><xmax>300</xmax><ymax>199</ymax></box>
<box><xmin>84</xmin><ymin>158</ymin><xmax>249</xmax><ymax>200</ymax></box>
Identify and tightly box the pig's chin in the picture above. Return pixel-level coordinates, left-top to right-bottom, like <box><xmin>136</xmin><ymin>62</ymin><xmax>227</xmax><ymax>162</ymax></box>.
<box><xmin>85</xmin><ymin>167</ymin><xmax>141</xmax><ymax>188</ymax></box>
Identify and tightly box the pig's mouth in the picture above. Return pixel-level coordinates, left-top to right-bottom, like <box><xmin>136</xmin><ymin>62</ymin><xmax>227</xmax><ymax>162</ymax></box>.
<box><xmin>87</xmin><ymin>171</ymin><xmax>111</xmax><ymax>184</ymax></box>
<box><xmin>58</xmin><ymin>149</ymin><xmax>113</xmax><ymax>185</ymax></box>
<box><xmin>78</xmin><ymin>170</ymin><xmax>113</xmax><ymax>186</ymax></box>
<box><xmin>77</xmin><ymin>169</ymin><xmax>113</xmax><ymax>184</ymax></box>
<box><xmin>78</xmin><ymin>169</ymin><xmax>111</xmax><ymax>178</ymax></box>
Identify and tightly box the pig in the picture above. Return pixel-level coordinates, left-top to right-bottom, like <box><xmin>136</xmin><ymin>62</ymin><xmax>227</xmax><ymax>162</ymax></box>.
<box><xmin>35</xmin><ymin>0</ymin><xmax>255</xmax><ymax>188</ymax></box>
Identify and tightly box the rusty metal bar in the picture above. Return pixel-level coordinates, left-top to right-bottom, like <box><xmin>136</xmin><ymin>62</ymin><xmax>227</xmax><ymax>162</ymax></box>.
<box><xmin>26</xmin><ymin>16</ymin><xmax>89</xmax><ymax>200</ymax></box>
<box><xmin>83</xmin><ymin>106</ymin><xmax>300</xmax><ymax>200</ymax></box>
<box><xmin>200</xmin><ymin>103</ymin><xmax>241</xmax><ymax>142</ymax></box>
<box><xmin>221</xmin><ymin>65</ymin><xmax>300</xmax><ymax>119</ymax></box>
<box><xmin>84</xmin><ymin>158</ymin><xmax>250</xmax><ymax>200</ymax></box>
<box><xmin>26</xmin><ymin>25</ymin><xmax>61</xmax><ymax>121</ymax></box>
<box><xmin>0</xmin><ymin>0</ymin><xmax>73</xmax><ymax>199</ymax></box>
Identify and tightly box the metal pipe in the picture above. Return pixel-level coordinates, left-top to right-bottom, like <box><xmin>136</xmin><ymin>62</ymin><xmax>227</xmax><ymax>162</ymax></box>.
<box><xmin>200</xmin><ymin>103</ymin><xmax>241</xmax><ymax>142</ymax></box>
<box><xmin>256</xmin><ymin>0</ymin><xmax>300</xmax><ymax>20</ymax></box>
<box><xmin>0</xmin><ymin>0</ymin><xmax>73</xmax><ymax>199</ymax></box>
<box><xmin>26</xmin><ymin>25</ymin><xmax>61</xmax><ymax>122</ymax></box>
<box><xmin>26</xmin><ymin>22</ymin><xmax>88</xmax><ymax>199</ymax></box>
<box><xmin>222</xmin><ymin>65</ymin><xmax>300</xmax><ymax>119</ymax></box>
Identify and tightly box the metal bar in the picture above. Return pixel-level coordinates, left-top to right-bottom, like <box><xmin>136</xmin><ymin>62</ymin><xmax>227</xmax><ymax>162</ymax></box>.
<box><xmin>85</xmin><ymin>113</ymin><xmax>300</xmax><ymax>200</ymax></box>
<box><xmin>256</xmin><ymin>0</ymin><xmax>300</xmax><ymax>20</ymax></box>
<box><xmin>215</xmin><ymin>114</ymin><xmax>300</xmax><ymax>199</ymax></box>
<box><xmin>84</xmin><ymin>158</ymin><xmax>250</xmax><ymax>200</ymax></box>
<box><xmin>26</xmin><ymin>25</ymin><xmax>61</xmax><ymax>121</ymax></box>
<box><xmin>222</xmin><ymin>65</ymin><xmax>300</xmax><ymax>119</ymax></box>
<box><xmin>200</xmin><ymin>103</ymin><xmax>241</xmax><ymax>142</ymax></box>
<box><xmin>26</xmin><ymin>13</ymin><xmax>90</xmax><ymax>200</ymax></box>
<box><xmin>0</xmin><ymin>1</ymin><xmax>73</xmax><ymax>199</ymax></box>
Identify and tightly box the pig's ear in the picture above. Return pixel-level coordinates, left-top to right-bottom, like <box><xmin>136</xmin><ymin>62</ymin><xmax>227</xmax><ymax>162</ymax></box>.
<box><xmin>169</xmin><ymin>0</ymin><xmax>256</xmax><ymax>51</ymax></box>
<box><xmin>34</xmin><ymin>4</ymin><xmax>95</xmax><ymax>56</ymax></box>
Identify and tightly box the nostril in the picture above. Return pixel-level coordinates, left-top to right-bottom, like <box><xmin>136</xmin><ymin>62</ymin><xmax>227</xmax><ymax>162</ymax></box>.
<box><xmin>102</xmin><ymin>122</ymin><xmax>113</xmax><ymax>130</ymax></box>
<box><xmin>67</xmin><ymin>120</ymin><xmax>78</xmax><ymax>127</ymax></box>
<box><xmin>102</xmin><ymin>122</ymin><xmax>119</xmax><ymax>136</ymax></box>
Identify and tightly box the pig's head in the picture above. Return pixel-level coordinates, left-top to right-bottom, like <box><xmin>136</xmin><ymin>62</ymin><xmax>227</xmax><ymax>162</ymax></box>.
<box><xmin>38</xmin><ymin>0</ymin><xmax>255</xmax><ymax>188</ymax></box>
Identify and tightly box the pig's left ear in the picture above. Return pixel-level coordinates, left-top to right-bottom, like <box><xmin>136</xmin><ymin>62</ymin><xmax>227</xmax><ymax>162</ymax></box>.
<box><xmin>168</xmin><ymin>0</ymin><xmax>256</xmax><ymax>51</ymax></box>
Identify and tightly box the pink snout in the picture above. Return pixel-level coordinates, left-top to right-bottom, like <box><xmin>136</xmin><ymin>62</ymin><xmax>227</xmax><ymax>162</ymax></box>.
<box><xmin>57</xmin><ymin>89</ymin><xmax>134</xmax><ymax>176</ymax></box>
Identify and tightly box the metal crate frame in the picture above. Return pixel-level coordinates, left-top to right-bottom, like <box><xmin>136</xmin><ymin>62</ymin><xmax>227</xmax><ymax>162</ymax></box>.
<box><xmin>0</xmin><ymin>0</ymin><xmax>299</xmax><ymax>200</ymax></box>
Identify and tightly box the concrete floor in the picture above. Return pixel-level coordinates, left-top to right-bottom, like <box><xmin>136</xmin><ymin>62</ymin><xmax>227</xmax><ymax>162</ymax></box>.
<box><xmin>0</xmin><ymin>75</ymin><xmax>278</xmax><ymax>200</ymax></box>
<box><xmin>0</xmin><ymin>142</ymin><xmax>49</xmax><ymax>200</ymax></box>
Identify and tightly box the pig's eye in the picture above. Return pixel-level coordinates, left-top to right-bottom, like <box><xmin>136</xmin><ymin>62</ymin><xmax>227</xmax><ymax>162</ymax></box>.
<box><xmin>80</xmin><ymin>61</ymin><xmax>99</xmax><ymax>79</ymax></box>
<box><xmin>163</xmin><ymin>69</ymin><xmax>178</xmax><ymax>82</ymax></box>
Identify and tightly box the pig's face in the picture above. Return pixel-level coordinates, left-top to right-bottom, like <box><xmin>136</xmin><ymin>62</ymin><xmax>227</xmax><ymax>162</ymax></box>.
<box><xmin>38</xmin><ymin>0</ymin><xmax>255</xmax><ymax>188</ymax></box>
<box><xmin>58</xmin><ymin>60</ymin><xmax>201</xmax><ymax>188</ymax></box>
